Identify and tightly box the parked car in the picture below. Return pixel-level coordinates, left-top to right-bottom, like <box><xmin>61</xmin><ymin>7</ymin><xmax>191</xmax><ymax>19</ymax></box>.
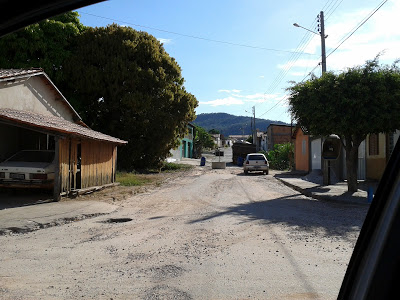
<box><xmin>243</xmin><ymin>153</ymin><xmax>269</xmax><ymax>175</ymax></box>
<box><xmin>0</xmin><ymin>150</ymin><xmax>55</xmax><ymax>189</ymax></box>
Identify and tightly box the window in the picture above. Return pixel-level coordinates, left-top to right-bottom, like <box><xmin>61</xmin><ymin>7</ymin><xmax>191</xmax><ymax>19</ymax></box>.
<box><xmin>369</xmin><ymin>133</ymin><xmax>379</xmax><ymax>156</ymax></box>
<box><xmin>302</xmin><ymin>140</ymin><xmax>306</xmax><ymax>155</ymax></box>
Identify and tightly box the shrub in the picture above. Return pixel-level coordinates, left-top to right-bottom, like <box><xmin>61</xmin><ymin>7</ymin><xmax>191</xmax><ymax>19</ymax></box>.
<box><xmin>265</xmin><ymin>143</ymin><xmax>294</xmax><ymax>170</ymax></box>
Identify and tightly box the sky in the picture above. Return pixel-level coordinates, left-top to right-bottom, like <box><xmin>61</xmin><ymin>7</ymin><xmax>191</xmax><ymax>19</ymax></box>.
<box><xmin>76</xmin><ymin>0</ymin><xmax>399</xmax><ymax>126</ymax></box>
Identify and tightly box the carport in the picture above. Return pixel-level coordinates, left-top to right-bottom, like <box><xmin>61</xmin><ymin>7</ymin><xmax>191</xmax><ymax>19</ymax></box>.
<box><xmin>0</xmin><ymin>108</ymin><xmax>127</xmax><ymax>201</ymax></box>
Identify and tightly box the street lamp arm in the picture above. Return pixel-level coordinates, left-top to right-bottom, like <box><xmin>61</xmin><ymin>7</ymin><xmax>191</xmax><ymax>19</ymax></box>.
<box><xmin>293</xmin><ymin>23</ymin><xmax>320</xmax><ymax>36</ymax></box>
<box><xmin>294</xmin><ymin>11</ymin><xmax>326</xmax><ymax>74</ymax></box>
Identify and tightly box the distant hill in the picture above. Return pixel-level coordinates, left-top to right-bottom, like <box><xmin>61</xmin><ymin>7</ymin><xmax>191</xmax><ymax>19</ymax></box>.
<box><xmin>193</xmin><ymin>113</ymin><xmax>288</xmax><ymax>136</ymax></box>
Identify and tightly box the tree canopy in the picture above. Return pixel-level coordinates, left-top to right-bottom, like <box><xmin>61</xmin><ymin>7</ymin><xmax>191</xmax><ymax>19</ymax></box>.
<box><xmin>0</xmin><ymin>15</ymin><xmax>198</xmax><ymax>170</ymax></box>
<box><xmin>0</xmin><ymin>12</ymin><xmax>85</xmax><ymax>84</ymax></box>
<box><xmin>208</xmin><ymin>129</ymin><xmax>220</xmax><ymax>134</ymax></box>
<box><xmin>287</xmin><ymin>57</ymin><xmax>400</xmax><ymax>192</ymax></box>
<box><xmin>194</xmin><ymin>125</ymin><xmax>215</xmax><ymax>156</ymax></box>
<box><xmin>64</xmin><ymin>24</ymin><xmax>197</xmax><ymax>169</ymax></box>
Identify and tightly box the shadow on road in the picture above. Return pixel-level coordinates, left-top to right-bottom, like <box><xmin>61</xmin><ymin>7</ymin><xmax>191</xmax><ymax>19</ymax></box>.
<box><xmin>0</xmin><ymin>188</ymin><xmax>53</xmax><ymax>210</ymax></box>
<box><xmin>236</xmin><ymin>172</ymin><xmax>267</xmax><ymax>177</ymax></box>
<box><xmin>188</xmin><ymin>194</ymin><xmax>368</xmax><ymax>238</ymax></box>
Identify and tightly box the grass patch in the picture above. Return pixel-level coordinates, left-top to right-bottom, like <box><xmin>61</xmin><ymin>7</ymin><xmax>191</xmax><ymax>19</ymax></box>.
<box><xmin>160</xmin><ymin>162</ymin><xmax>194</xmax><ymax>172</ymax></box>
<box><xmin>116</xmin><ymin>172</ymin><xmax>157</xmax><ymax>187</ymax></box>
<box><xmin>117</xmin><ymin>163</ymin><xmax>193</xmax><ymax>186</ymax></box>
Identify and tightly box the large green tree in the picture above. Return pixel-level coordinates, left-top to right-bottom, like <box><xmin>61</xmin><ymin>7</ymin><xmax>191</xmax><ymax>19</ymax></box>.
<box><xmin>0</xmin><ymin>15</ymin><xmax>197</xmax><ymax>170</ymax></box>
<box><xmin>194</xmin><ymin>125</ymin><xmax>215</xmax><ymax>156</ymax></box>
<box><xmin>63</xmin><ymin>24</ymin><xmax>198</xmax><ymax>170</ymax></box>
<box><xmin>0</xmin><ymin>12</ymin><xmax>85</xmax><ymax>85</ymax></box>
<box><xmin>287</xmin><ymin>57</ymin><xmax>400</xmax><ymax>192</ymax></box>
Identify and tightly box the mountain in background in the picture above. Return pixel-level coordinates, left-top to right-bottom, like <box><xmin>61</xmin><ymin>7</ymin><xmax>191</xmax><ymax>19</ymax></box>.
<box><xmin>193</xmin><ymin>113</ymin><xmax>288</xmax><ymax>136</ymax></box>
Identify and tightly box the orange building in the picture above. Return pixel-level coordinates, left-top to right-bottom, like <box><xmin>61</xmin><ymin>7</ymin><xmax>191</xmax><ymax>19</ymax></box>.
<box><xmin>266</xmin><ymin>124</ymin><xmax>292</xmax><ymax>151</ymax></box>
<box><xmin>292</xmin><ymin>127</ymin><xmax>310</xmax><ymax>172</ymax></box>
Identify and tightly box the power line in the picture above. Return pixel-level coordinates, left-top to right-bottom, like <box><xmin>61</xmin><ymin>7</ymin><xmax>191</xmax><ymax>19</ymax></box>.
<box><xmin>254</xmin><ymin>16</ymin><xmax>318</xmax><ymax>108</ymax></box>
<box><xmin>327</xmin><ymin>0</ymin><xmax>388</xmax><ymax>58</ymax></box>
<box><xmin>324</xmin><ymin>0</ymin><xmax>339</xmax><ymax>16</ymax></box>
<box><xmin>325</xmin><ymin>0</ymin><xmax>345</xmax><ymax>21</ymax></box>
<box><xmin>254</xmin><ymin>16</ymin><xmax>319</xmax><ymax>118</ymax></box>
<box><xmin>249</xmin><ymin>0</ymin><xmax>388</xmax><ymax>120</ymax></box>
<box><xmin>293</xmin><ymin>0</ymin><xmax>387</xmax><ymax>82</ymax></box>
<box><xmin>300</xmin><ymin>63</ymin><xmax>320</xmax><ymax>82</ymax></box>
<box><xmin>321</xmin><ymin>0</ymin><xmax>335</xmax><ymax>11</ymax></box>
<box><xmin>79</xmin><ymin>11</ymin><xmax>313</xmax><ymax>55</ymax></box>
<box><xmin>258</xmin><ymin>95</ymin><xmax>289</xmax><ymax>118</ymax></box>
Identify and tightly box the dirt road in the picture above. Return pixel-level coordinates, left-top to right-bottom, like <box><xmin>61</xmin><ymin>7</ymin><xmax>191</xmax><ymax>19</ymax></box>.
<box><xmin>0</xmin><ymin>165</ymin><xmax>368</xmax><ymax>299</ymax></box>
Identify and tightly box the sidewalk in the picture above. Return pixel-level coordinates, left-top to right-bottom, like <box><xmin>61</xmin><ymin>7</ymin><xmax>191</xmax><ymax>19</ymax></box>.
<box><xmin>275</xmin><ymin>170</ymin><xmax>377</xmax><ymax>205</ymax></box>
<box><xmin>0</xmin><ymin>198</ymin><xmax>118</xmax><ymax>235</ymax></box>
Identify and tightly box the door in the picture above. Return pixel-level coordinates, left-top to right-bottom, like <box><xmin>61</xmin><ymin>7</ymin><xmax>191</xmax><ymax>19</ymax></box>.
<box><xmin>311</xmin><ymin>139</ymin><xmax>322</xmax><ymax>170</ymax></box>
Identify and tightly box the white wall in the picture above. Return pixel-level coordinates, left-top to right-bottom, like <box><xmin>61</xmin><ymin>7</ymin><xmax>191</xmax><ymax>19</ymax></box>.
<box><xmin>311</xmin><ymin>139</ymin><xmax>321</xmax><ymax>170</ymax></box>
<box><xmin>0</xmin><ymin>76</ymin><xmax>75</xmax><ymax>122</ymax></box>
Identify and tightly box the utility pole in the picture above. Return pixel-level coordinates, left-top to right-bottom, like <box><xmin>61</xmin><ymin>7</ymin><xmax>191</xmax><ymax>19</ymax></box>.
<box><xmin>318</xmin><ymin>11</ymin><xmax>330</xmax><ymax>185</ymax></box>
<box><xmin>318</xmin><ymin>11</ymin><xmax>327</xmax><ymax>74</ymax></box>
<box><xmin>252</xmin><ymin>106</ymin><xmax>256</xmax><ymax>149</ymax></box>
<box><xmin>294</xmin><ymin>11</ymin><xmax>329</xmax><ymax>183</ymax></box>
<box><xmin>294</xmin><ymin>11</ymin><xmax>326</xmax><ymax>74</ymax></box>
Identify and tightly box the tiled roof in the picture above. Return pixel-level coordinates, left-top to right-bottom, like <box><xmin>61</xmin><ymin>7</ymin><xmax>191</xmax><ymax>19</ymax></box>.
<box><xmin>0</xmin><ymin>108</ymin><xmax>127</xmax><ymax>145</ymax></box>
<box><xmin>0</xmin><ymin>68</ymin><xmax>44</xmax><ymax>80</ymax></box>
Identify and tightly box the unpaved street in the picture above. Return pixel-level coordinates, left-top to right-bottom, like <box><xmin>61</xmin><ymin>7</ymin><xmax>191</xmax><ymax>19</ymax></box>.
<box><xmin>0</xmin><ymin>166</ymin><xmax>369</xmax><ymax>299</ymax></box>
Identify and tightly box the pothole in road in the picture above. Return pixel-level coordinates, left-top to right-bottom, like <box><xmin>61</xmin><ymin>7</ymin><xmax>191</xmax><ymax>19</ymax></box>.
<box><xmin>104</xmin><ymin>218</ymin><xmax>133</xmax><ymax>223</ymax></box>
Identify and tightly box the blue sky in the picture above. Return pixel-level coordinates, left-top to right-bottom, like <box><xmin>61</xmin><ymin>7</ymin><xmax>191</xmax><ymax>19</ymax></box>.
<box><xmin>76</xmin><ymin>0</ymin><xmax>399</xmax><ymax>124</ymax></box>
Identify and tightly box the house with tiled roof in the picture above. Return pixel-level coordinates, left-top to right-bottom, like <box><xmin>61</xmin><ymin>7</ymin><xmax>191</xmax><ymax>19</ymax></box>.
<box><xmin>0</xmin><ymin>68</ymin><xmax>127</xmax><ymax>200</ymax></box>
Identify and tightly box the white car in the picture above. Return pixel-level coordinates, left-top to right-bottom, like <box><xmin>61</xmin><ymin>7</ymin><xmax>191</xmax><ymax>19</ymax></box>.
<box><xmin>0</xmin><ymin>150</ymin><xmax>56</xmax><ymax>189</ymax></box>
<box><xmin>243</xmin><ymin>153</ymin><xmax>269</xmax><ymax>175</ymax></box>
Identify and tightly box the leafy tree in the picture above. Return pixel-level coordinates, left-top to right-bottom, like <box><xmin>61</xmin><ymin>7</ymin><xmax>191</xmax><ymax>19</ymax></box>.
<box><xmin>194</xmin><ymin>125</ymin><xmax>215</xmax><ymax>156</ymax></box>
<box><xmin>0</xmin><ymin>16</ymin><xmax>197</xmax><ymax>170</ymax></box>
<box><xmin>287</xmin><ymin>57</ymin><xmax>400</xmax><ymax>192</ymax></box>
<box><xmin>264</xmin><ymin>143</ymin><xmax>294</xmax><ymax>170</ymax></box>
<box><xmin>0</xmin><ymin>12</ymin><xmax>85</xmax><ymax>85</ymax></box>
<box><xmin>63</xmin><ymin>24</ymin><xmax>197</xmax><ymax>170</ymax></box>
<box><xmin>208</xmin><ymin>128</ymin><xmax>220</xmax><ymax>134</ymax></box>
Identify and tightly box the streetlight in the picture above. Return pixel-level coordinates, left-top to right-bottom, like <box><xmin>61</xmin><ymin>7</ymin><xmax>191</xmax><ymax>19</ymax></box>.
<box><xmin>295</xmin><ymin>11</ymin><xmax>331</xmax><ymax>185</ymax></box>
<box><xmin>293</xmin><ymin>11</ymin><xmax>327</xmax><ymax>73</ymax></box>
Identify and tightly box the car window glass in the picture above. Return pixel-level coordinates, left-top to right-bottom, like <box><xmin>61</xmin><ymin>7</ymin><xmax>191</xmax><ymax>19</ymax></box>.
<box><xmin>248</xmin><ymin>155</ymin><xmax>265</xmax><ymax>160</ymax></box>
<box><xmin>8</xmin><ymin>151</ymin><xmax>55</xmax><ymax>163</ymax></box>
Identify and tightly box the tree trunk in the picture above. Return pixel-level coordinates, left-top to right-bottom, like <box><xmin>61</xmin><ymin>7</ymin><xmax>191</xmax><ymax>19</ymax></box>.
<box><xmin>346</xmin><ymin>146</ymin><xmax>359</xmax><ymax>193</ymax></box>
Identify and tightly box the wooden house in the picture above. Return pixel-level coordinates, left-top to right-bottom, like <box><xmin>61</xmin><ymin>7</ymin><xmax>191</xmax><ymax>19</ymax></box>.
<box><xmin>0</xmin><ymin>68</ymin><xmax>127</xmax><ymax>200</ymax></box>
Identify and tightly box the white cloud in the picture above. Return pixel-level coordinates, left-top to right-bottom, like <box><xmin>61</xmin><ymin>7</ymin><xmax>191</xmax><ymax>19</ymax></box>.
<box><xmin>199</xmin><ymin>96</ymin><xmax>244</xmax><ymax>107</ymax></box>
<box><xmin>259</xmin><ymin>75</ymin><xmax>265</xmax><ymax>78</ymax></box>
<box><xmin>289</xmin><ymin>71</ymin><xmax>309</xmax><ymax>77</ymax></box>
<box><xmin>282</xmin><ymin>2</ymin><xmax>400</xmax><ymax>73</ymax></box>
<box><xmin>218</xmin><ymin>89</ymin><xmax>242</xmax><ymax>94</ymax></box>
<box><xmin>157</xmin><ymin>38</ymin><xmax>172</xmax><ymax>45</ymax></box>
<box><xmin>200</xmin><ymin>92</ymin><xmax>279</xmax><ymax>107</ymax></box>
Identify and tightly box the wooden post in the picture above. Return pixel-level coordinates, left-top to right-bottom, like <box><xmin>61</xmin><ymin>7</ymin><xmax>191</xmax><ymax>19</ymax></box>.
<box><xmin>53</xmin><ymin>136</ymin><xmax>61</xmax><ymax>202</ymax></box>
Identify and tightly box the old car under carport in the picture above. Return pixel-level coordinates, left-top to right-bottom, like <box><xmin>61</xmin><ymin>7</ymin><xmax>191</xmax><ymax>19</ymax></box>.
<box><xmin>0</xmin><ymin>69</ymin><xmax>127</xmax><ymax>201</ymax></box>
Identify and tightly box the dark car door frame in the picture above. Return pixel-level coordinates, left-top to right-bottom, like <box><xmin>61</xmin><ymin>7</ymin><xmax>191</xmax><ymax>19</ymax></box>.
<box><xmin>0</xmin><ymin>0</ymin><xmax>105</xmax><ymax>37</ymax></box>
<box><xmin>338</xmin><ymin>138</ymin><xmax>400</xmax><ymax>299</ymax></box>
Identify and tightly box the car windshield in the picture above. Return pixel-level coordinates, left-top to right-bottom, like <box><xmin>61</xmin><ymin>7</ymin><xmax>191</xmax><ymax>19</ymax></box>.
<box><xmin>0</xmin><ymin>1</ymin><xmax>397</xmax><ymax>299</ymax></box>
<box><xmin>7</xmin><ymin>151</ymin><xmax>55</xmax><ymax>163</ymax></box>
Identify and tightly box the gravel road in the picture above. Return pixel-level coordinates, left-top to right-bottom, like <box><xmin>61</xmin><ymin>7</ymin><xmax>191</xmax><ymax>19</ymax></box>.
<box><xmin>0</xmin><ymin>165</ymin><xmax>369</xmax><ymax>299</ymax></box>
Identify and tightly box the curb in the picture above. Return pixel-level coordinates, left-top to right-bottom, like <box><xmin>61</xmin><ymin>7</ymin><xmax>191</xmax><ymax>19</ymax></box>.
<box><xmin>274</xmin><ymin>176</ymin><xmax>370</xmax><ymax>206</ymax></box>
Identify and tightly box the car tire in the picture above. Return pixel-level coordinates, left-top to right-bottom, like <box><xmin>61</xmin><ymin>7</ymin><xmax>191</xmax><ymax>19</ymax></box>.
<box><xmin>264</xmin><ymin>170</ymin><xmax>269</xmax><ymax>175</ymax></box>
<box><xmin>244</xmin><ymin>170</ymin><xmax>248</xmax><ymax>175</ymax></box>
